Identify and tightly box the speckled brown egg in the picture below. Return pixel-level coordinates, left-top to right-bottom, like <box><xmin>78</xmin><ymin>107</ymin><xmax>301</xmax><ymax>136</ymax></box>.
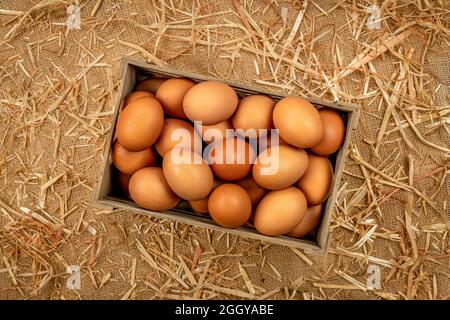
<box><xmin>252</xmin><ymin>145</ymin><xmax>309</xmax><ymax>190</ymax></box>
<box><xmin>156</xmin><ymin>78</ymin><xmax>195</xmax><ymax>118</ymax></box>
<box><xmin>129</xmin><ymin>167</ymin><xmax>180</xmax><ymax>211</ymax></box>
<box><xmin>112</xmin><ymin>141</ymin><xmax>157</xmax><ymax>175</ymax></box>
<box><xmin>273</xmin><ymin>96</ymin><xmax>323</xmax><ymax>148</ymax></box>
<box><xmin>135</xmin><ymin>77</ymin><xmax>166</xmax><ymax>94</ymax></box>
<box><xmin>207</xmin><ymin>137</ymin><xmax>256</xmax><ymax>181</ymax></box>
<box><xmin>296</xmin><ymin>154</ymin><xmax>333</xmax><ymax>205</ymax></box>
<box><xmin>155</xmin><ymin>118</ymin><xmax>201</xmax><ymax>156</ymax></box>
<box><xmin>116</xmin><ymin>97</ymin><xmax>164</xmax><ymax>151</ymax></box>
<box><xmin>208</xmin><ymin>184</ymin><xmax>252</xmax><ymax>228</ymax></box>
<box><xmin>236</xmin><ymin>175</ymin><xmax>268</xmax><ymax>207</ymax></box>
<box><xmin>232</xmin><ymin>95</ymin><xmax>275</xmax><ymax>139</ymax></box>
<box><xmin>254</xmin><ymin>187</ymin><xmax>307</xmax><ymax>236</ymax></box>
<box><xmin>183</xmin><ymin>81</ymin><xmax>238</xmax><ymax>125</ymax></box>
<box><xmin>123</xmin><ymin>91</ymin><xmax>154</xmax><ymax>106</ymax></box>
<box><xmin>162</xmin><ymin>148</ymin><xmax>214</xmax><ymax>200</ymax></box>
<box><xmin>311</xmin><ymin>109</ymin><xmax>346</xmax><ymax>156</ymax></box>
<box><xmin>199</xmin><ymin>119</ymin><xmax>234</xmax><ymax>144</ymax></box>
<box><xmin>286</xmin><ymin>204</ymin><xmax>322</xmax><ymax>238</ymax></box>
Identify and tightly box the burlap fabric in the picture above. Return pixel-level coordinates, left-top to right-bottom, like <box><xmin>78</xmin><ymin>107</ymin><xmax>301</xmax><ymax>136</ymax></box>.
<box><xmin>0</xmin><ymin>0</ymin><xmax>448</xmax><ymax>299</ymax></box>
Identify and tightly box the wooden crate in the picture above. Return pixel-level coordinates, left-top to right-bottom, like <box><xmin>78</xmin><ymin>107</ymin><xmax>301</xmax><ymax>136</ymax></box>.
<box><xmin>92</xmin><ymin>56</ymin><xmax>360</xmax><ymax>255</ymax></box>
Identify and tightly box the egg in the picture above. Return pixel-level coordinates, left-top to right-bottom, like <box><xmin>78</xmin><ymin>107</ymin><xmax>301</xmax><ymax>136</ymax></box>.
<box><xmin>208</xmin><ymin>184</ymin><xmax>252</xmax><ymax>228</ymax></box>
<box><xmin>129</xmin><ymin>167</ymin><xmax>180</xmax><ymax>211</ymax></box>
<box><xmin>273</xmin><ymin>96</ymin><xmax>323</xmax><ymax>148</ymax></box>
<box><xmin>254</xmin><ymin>187</ymin><xmax>307</xmax><ymax>236</ymax></box>
<box><xmin>236</xmin><ymin>175</ymin><xmax>268</xmax><ymax>207</ymax></box>
<box><xmin>162</xmin><ymin>148</ymin><xmax>214</xmax><ymax>200</ymax></box>
<box><xmin>232</xmin><ymin>95</ymin><xmax>275</xmax><ymax>138</ymax></box>
<box><xmin>207</xmin><ymin>137</ymin><xmax>256</xmax><ymax>181</ymax></box>
<box><xmin>188</xmin><ymin>178</ymin><xmax>224</xmax><ymax>214</ymax></box>
<box><xmin>123</xmin><ymin>91</ymin><xmax>154</xmax><ymax>106</ymax></box>
<box><xmin>188</xmin><ymin>198</ymin><xmax>209</xmax><ymax>214</ymax></box>
<box><xmin>156</xmin><ymin>78</ymin><xmax>195</xmax><ymax>118</ymax></box>
<box><xmin>117</xmin><ymin>172</ymin><xmax>131</xmax><ymax>198</ymax></box>
<box><xmin>183</xmin><ymin>81</ymin><xmax>238</xmax><ymax>125</ymax></box>
<box><xmin>252</xmin><ymin>145</ymin><xmax>309</xmax><ymax>190</ymax></box>
<box><xmin>112</xmin><ymin>141</ymin><xmax>157</xmax><ymax>175</ymax></box>
<box><xmin>135</xmin><ymin>77</ymin><xmax>166</xmax><ymax>94</ymax></box>
<box><xmin>116</xmin><ymin>97</ymin><xmax>164</xmax><ymax>151</ymax></box>
<box><xmin>199</xmin><ymin>119</ymin><xmax>234</xmax><ymax>144</ymax></box>
<box><xmin>286</xmin><ymin>204</ymin><xmax>322</xmax><ymax>238</ymax></box>
<box><xmin>296</xmin><ymin>154</ymin><xmax>333</xmax><ymax>205</ymax></box>
<box><xmin>311</xmin><ymin>109</ymin><xmax>345</xmax><ymax>156</ymax></box>
<box><xmin>155</xmin><ymin>118</ymin><xmax>201</xmax><ymax>156</ymax></box>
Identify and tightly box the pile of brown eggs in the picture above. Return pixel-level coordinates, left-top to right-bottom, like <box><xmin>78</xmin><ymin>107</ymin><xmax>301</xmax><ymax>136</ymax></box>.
<box><xmin>113</xmin><ymin>76</ymin><xmax>345</xmax><ymax>239</ymax></box>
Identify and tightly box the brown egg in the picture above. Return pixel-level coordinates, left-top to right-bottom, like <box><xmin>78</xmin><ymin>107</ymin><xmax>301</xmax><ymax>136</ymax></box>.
<box><xmin>189</xmin><ymin>198</ymin><xmax>209</xmax><ymax>214</ymax></box>
<box><xmin>112</xmin><ymin>141</ymin><xmax>157</xmax><ymax>175</ymax></box>
<box><xmin>183</xmin><ymin>81</ymin><xmax>238</xmax><ymax>125</ymax></box>
<box><xmin>311</xmin><ymin>109</ymin><xmax>346</xmax><ymax>156</ymax></box>
<box><xmin>286</xmin><ymin>204</ymin><xmax>322</xmax><ymax>238</ymax></box>
<box><xmin>236</xmin><ymin>176</ymin><xmax>268</xmax><ymax>207</ymax></box>
<box><xmin>198</xmin><ymin>119</ymin><xmax>234</xmax><ymax>144</ymax></box>
<box><xmin>232</xmin><ymin>95</ymin><xmax>275</xmax><ymax>139</ymax></box>
<box><xmin>117</xmin><ymin>172</ymin><xmax>131</xmax><ymax>198</ymax></box>
<box><xmin>188</xmin><ymin>177</ymin><xmax>224</xmax><ymax>214</ymax></box>
<box><xmin>116</xmin><ymin>97</ymin><xmax>164</xmax><ymax>151</ymax></box>
<box><xmin>129</xmin><ymin>167</ymin><xmax>180</xmax><ymax>211</ymax></box>
<box><xmin>208</xmin><ymin>184</ymin><xmax>252</xmax><ymax>228</ymax></box>
<box><xmin>135</xmin><ymin>77</ymin><xmax>166</xmax><ymax>94</ymax></box>
<box><xmin>207</xmin><ymin>137</ymin><xmax>256</xmax><ymax>181</ymax></box>
<box><xmin>162</xmin><ymin>148</ymin><xmax>214</xmax><ymax>200</ymax></box>
<box><xmin>155</xmin><ymin>119</ymin><xmax>201</xmax><ymax>156</ymax></box>
<box><xmin>156</xmin><ymin>78</ymin><xmax>195</xmax><ymax>118</ymax></box>
<box><xmin>252</xmin><ymin>145</ymin><xmax>309</xmax><ymax>190</ymax></box>
<box><xmin>273</xmin><ymin>96</ymin><xmax>323</xmax><ymax>148</ymax></box>
<box><xmin>123</xmin><ymin>91</ymin><xmax>154</xmax><ymax>106</ymax></box>
<box><xmin>254</xmin><ymin>187</ymin><xmax>307</xmax><ymax>236</ymax></box>
<box><xmin>296</xmin><ymin>154</ymin><xmax>333</xmax><ymax>205</ymax></box>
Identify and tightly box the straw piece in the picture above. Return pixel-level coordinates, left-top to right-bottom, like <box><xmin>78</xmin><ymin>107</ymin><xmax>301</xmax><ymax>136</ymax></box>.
<box><xmin>335</xmin><ymin>270</ymin><xmax>367</xmax><ymax>291</ymax></box>
<box><xmin>90</xmin><ymin>0</ymin><xmax>103</xmax><ymax>17</ymax></box>
<box><xmin>120</xmin><ymin>283</ymin><xmax>137</xmax><ymax>300</ymax></box>
<box><xmin>239</xmin><ymin>6</ymin><xmax>276</xmax><ymax>58</ymax></box>
<box><xmin>237</xmin><ymin>262</ymin><xmax>256</xmax><ymax>294</ymax></box>
<box><xmin>333</xmin><ymin>28</ymin><xmax>414</xmax><ymax>82</ymax></box>
<box><xmin>99</xmin><ymin>272</ymin><xmax>111</xmax><ymax>288</ymax></box>
<box><xmin>117</xmin><ymin>40</ymin><xmax>166</xmax><ymax>66</ymax></box>
<box><xmin>178</xmin><ymin>255</ymin><xmax>197</xmax><ymax>286</ymax></box>
<box><xmin>204</xmin><ymin>284</ymin><xmax>256</xmax><ymax>299</ymax></box>
<box><xmin>191</xmin><ymin>243</ymin><xmax>202</xmax><ymax>272</ymax></box>
<box><xmin>404</xmin><ymin>195</ymin><xmax>419</xmax><ymax>260</ymax></box>
<box><xmin>331</xmin><ymin>247</ymin><xmax>393</xmax><ymax>268</ymax></box>
<box><xmin>2</xmin><ymin>257</ymin><xmax>17</xmax><ymax>286</ymax></box>
<box><xmin>290</xmin><ymin>247</ymin><xmax>314</xmax><ymax>266</ymax></box>
<box><xmin>313</xmin><ymin>283</ymin><xmax>360</xmax><ymax>290</ymax></box>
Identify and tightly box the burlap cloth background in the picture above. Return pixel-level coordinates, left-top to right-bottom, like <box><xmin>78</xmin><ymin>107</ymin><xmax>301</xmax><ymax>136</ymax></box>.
<box><xmin>0</xmin><ymin>0</ymin><xmax>448</xmax><ymax>299</ymax></box>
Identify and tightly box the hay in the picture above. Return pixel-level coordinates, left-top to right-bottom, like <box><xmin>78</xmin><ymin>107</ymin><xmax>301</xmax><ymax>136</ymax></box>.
<box><xmin>0</xmin><ymin>0</ymin><xmax>449</xmax><ymax>300</ymax></box>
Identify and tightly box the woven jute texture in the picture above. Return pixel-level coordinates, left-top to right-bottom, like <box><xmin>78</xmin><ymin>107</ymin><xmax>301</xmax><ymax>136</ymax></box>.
<box><xmin>0</xmin><ymin>1</ymin><xmax>449</xmax><ymax>300</ymax></box>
